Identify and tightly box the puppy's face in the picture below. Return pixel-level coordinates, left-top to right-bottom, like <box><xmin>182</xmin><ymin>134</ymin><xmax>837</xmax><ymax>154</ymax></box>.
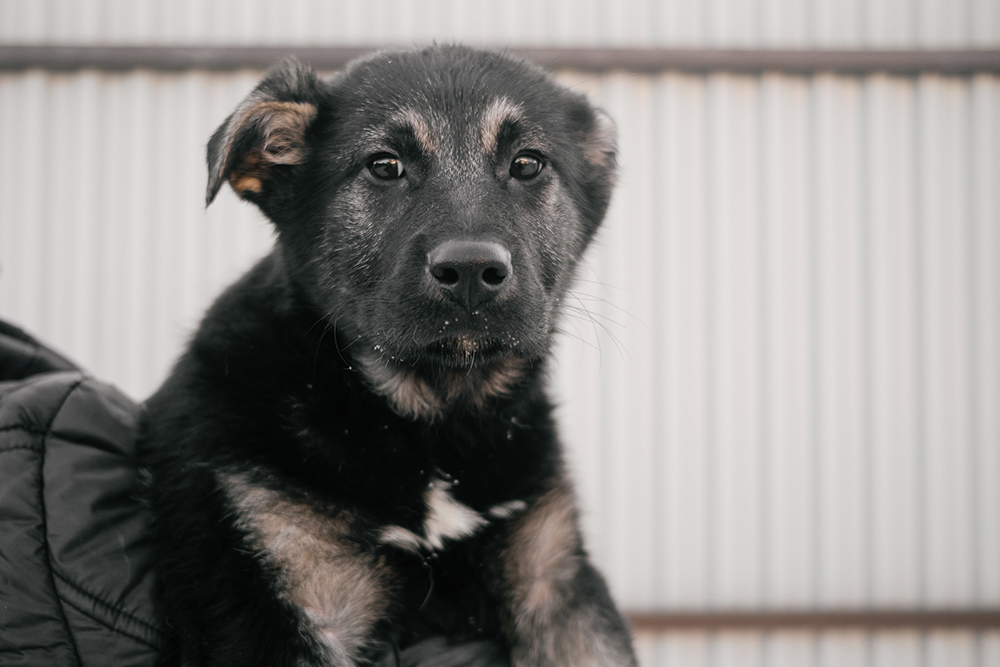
<box><xmin>208</xmin><ymin>47</ymin><xmax>616</xmax><ymax>417</ymax></box>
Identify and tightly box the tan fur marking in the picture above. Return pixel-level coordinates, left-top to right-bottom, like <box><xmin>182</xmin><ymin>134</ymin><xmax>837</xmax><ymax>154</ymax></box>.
<box><xmin>231</xmin><ymin>175</ymin><xmax>263</xmax><ymax>194</ymax></box>
<box><xmin>224</xmin><ymin>101</ymin><xmax>317</xmax><ymax>197</ymax></box>
<box><xmin>236</xmin><ymin>101</ymin><xmax>317</xmax><ymax>165</ymax></box>
<box><xmin>356</xmin><ymin>354</ymin><xmax>528</xmax><ymax>422</ymax></box>
<box><xmin>480</xmin><ymin>97</ymin><xmax>524</xmax><ymax>155</ymax></box>
<box><xmin>513</xmin><ymin>613</ymin><xmax>618</xmax><ymax>667</ymax></box>
<box><xmin>505</xmin><ymin>483</ymin><xmax>580</xmax><ymax>620</ymax></box>
<box><xmin>360</xmin><ymin>109</ymin><xmax>437</xmax><ymax>157</ymax></box>
<box><xmin>228</xmin><ymin>148</ymin><xmax>270</xmax><ymax>195</ymax></box>
<box><xmin>355</xmin><ymin>356</ymin><xmax>444</xmax><ymax>422</ymax></box>
<box><xmin>439</xmin><ymin>356</ymin><xmax>529</xmax><ymax>408</ymax></box>
<box><xmin>218</xmin><ymin>471</ymin><xmax>394</xmax><ymax>664</ymax></box>
<box><xmin>503</xmin><ymin>481</ymin><xmax>632</xmax><ymax>666</ymax></box>
<box><xmin>395</xmin><ymin>109</ymin><xmax>436</xmax><ymax>154</ymax></box>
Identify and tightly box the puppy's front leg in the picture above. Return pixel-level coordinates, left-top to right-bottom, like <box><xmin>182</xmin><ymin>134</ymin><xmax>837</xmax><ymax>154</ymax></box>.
<box><xmin>498</xmin><ymin>482</ymin><xmax>637</xmax><ymax>667</ymax></box>
<box><xmin>219</xmin><ymin>471</ymin><xmax>396</xmax><ymax>666</ymax></box>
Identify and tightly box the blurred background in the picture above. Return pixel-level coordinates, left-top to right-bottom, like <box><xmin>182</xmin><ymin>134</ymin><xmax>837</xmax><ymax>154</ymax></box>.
<box><xmin>1</xmin><ymin>1</ymin><xmax>998</xmax><ymax>665</ymax></box>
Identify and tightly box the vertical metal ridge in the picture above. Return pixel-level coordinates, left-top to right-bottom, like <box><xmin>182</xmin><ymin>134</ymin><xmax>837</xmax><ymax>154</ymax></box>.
<box><xmin>702</xmin><ymin>74</ymin><xmax>718</xmax><ymax>607</ymax></box>
<box><xmin>805</xmin><ymin>76</ymin><xmax>822</xmax><ymax>607</ymax></box>
<box><xmin>911</xmin><ymin>75</ymin><xmax>928</xmax><ymax>606</ymax></box>
<box><xmin>962</xmin><ymin>76</ymin><xmax>982</xmax><ymax>604</ymax></box>
<box><xmin>755</xmin><ymin>72</ymin><xmax>772</xmax><ymax>608</ymax></box>
<box><xmin>648</xmin><ymin>75</ymin><xmax>669</xmax><ymax>604</ymax></box>
<box><xmin>859</xmin><ymin>74</ymin><xmax>876</xmax><ymax>607</ymax></box>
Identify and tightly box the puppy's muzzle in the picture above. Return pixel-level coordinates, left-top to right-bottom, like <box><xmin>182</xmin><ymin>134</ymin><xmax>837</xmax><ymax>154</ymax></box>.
<box><xmin>428</xmin><ymin>240</ymin><xmax>512</xmax><ymax>313</ymax></box>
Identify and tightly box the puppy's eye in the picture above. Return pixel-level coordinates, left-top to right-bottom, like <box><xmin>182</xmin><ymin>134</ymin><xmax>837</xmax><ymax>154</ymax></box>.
<box><xmin>368</xmin><ymin>155</ymin><xmax>405</xmax><ymax>180</ymax></box>
<box><xmin>510</xmin><ymin>154</ymin><xmax>543</xmax><ymax>180</ymax></box>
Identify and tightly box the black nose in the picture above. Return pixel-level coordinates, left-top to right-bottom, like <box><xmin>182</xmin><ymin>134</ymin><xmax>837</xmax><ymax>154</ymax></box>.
<box><xmin>427</xmin><ymin>239</ymin><xmax>512</xmax><ymax>312</ymax></box>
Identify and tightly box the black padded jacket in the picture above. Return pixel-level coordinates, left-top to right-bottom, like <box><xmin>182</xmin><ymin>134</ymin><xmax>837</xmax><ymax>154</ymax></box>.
<box><xmin>0</xmin><ymin>320</ymin><xmax>509</xmax><ymax>667</ymax></box>
<box><xmin>0</xmin><ymin>320</ymin><xmax>166</xmax><ymax>666</ymax></box>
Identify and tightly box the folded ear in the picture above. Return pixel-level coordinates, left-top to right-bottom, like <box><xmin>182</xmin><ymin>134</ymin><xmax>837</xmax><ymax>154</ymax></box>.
<box><xmin>585</xmin><ymin>109</ymin><xmax>617</xmax><ymax>174</ymax></box>
<box><xmin>574</xmin><ymin>106</ymin><xmax>618</xmax><ymax>231</ymax></box>
<box><xmin>206</xmin><ymin>59</ymin><xmax>322</xmax><ymax>205</ymax></box>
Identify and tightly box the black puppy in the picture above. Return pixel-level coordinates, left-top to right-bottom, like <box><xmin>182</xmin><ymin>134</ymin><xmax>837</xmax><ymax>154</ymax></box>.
<box><xmin>142</xmin><ymin>45</ymin><xmax>636</xmax><ymax>667</ymax></box>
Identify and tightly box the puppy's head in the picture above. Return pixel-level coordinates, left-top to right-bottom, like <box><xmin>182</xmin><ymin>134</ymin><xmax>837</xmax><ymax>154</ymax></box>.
<box><xmin>207</xmin><ymin>46</ymin><xmax>617</xmax><ymax>420</ymax></box>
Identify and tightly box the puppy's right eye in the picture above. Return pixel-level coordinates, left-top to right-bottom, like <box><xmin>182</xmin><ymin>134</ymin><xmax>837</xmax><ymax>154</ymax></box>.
<box><xmin>368</xmin><ymin>155</ymin><xmax>405</xmax><ymax>180</ymax></box>
<box><xmin>510</xmin><ymin>154</ymin><xmax>543</xmax><ymax>180</ymax></box>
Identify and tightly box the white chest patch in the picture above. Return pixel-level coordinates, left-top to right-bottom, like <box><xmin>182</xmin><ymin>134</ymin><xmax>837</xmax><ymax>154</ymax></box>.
<box><xmin>380</xmin><ymin>478</ymin><xmax>490</xmax><ymax>553</ymax></box>
<box><xmin>487</xmin><ymin>499</ymin><xmax>528</xmax><ymax>519</ymax></box>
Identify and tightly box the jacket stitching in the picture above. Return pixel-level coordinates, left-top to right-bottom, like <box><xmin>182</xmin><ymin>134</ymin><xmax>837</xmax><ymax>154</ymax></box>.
<box><xmin>51</xmin><ymin>568</ymin><xmax>165</xmax><ymax>642</ymax></box>
<box><xmin>0</xmin><ymin>372</ymin><xmax>84</xmax><ymax>410</ymax></box>
<box><xmin>0</xmin><ymin>424</ymin><xmax>48</xmax><ymax>435</ymax></box>
<box><xmin>38</xmin><ymin>378</ymin><xmax>87</xmax><ymax>667</ymax></box>
<box><xmin>0</xmin><ymin>444</ymin><xmax>43</xmax><ymax>454</ymax></box>
<box><xmin>52</xmin><ymin>571</ymin><xmax>163</xmax><ymax>651</ymax></box>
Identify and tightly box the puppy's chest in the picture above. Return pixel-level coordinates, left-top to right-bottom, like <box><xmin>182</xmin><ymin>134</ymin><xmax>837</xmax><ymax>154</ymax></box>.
<box><xmin>377</xmin><ymin>475</ymin><xmax>527</xmax><ymax>554</ymax></box>
<box><xmin>219</xmin><ymin>467</ymin><xmax>526</xmax><ymax>561</ymax></box>
<box><xmin>286</xmin><ymin>398</ymin><xmax>539</xmax><ymax>537</ymax></box>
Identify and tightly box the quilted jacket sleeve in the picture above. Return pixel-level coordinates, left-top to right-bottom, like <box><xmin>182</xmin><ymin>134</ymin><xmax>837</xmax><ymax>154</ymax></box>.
<box><xmin>0</xmin><ymin>324</ymin><xmax>165</xmax><ymax>666</ymax></box>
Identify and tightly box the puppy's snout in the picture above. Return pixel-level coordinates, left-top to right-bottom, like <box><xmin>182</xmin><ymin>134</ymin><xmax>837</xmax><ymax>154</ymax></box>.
<box><xmin>428</xmin><ymin>239</ymin><xmax>512</xmax><ymax>312</ymax></box>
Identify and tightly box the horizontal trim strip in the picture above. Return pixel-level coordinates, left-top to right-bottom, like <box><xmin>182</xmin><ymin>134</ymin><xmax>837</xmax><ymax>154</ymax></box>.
<box><xmin>1</xmin><ymin>45</ymin><xmax>998</xmax><ymax>75</ymax></box>
<box><xmin>625</xmin><ymin>609</ymin><xmax>1000</xmax><ymax>631</ymax></box>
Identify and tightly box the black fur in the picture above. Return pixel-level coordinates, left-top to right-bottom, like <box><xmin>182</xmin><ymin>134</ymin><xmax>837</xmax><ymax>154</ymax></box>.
<box><xmin>142</xmin><ymin>45</ymin><xmax>635</xmax><ymax>667</ymax></box>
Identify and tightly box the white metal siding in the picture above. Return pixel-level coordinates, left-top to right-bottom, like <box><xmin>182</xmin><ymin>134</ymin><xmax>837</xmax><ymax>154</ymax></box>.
<box><xmin>1</xmin><ymin>2</ymin><xmax>999</xmax><ymax>665</ymax></box>
<box><xmin>1</xmin><ymin>0</ymin><xmax>999</xmax><ymax>47</ymax></box>
<box><xmin>553</xmin><ymin>68</ymin><xmax>1000</xmax><ymax>613</ymax></box>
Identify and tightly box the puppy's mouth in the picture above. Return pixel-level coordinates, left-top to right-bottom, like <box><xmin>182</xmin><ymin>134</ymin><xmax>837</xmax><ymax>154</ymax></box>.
<box><xmin>357</xmin><ymin>305</ymin><xmax>548</xmax><ymax>372</ymax></box>
<box><xmin>354</xmin><ymin>332</ymin><xmax>533</xmax><ymax>421</ymax></box>
<box><xmin>424</xmin><ymin>335</ymin><xmax>515</xmax><ymax>367</ymax></box>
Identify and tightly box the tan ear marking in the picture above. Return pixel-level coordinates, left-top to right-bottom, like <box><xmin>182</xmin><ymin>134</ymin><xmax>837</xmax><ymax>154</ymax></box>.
<box><xmin>225</xmin><ymin>101</ymin><xmax>318</xmax><ymax>198</ymax></box>
<box><xmin>231</xmin><ymin>176</ymin><xmax>263</xmax><ymax>195</ymax></box>
<box><xmin>251</xmin><ymin>101</ymin><xmax>318</xmax><ymax>165</ymax></box>
<box><xmin>228</xmin><ymin>147</ymin><xmax>269</xmax><ymax>195</ymax></box>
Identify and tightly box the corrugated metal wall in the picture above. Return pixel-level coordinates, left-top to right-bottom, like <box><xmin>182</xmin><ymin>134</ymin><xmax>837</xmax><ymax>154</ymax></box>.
<box><xmin>1</xmin><ymin>0</ymin><xmax>999</xmax><ymax>47</ymax></box>
<box><xmin>558</xmin><ymin>70</ymin><xmax>1000</xmax><ymax>665</ymax></box>
<box><xmin>1</xmin><ymin>1</ymin><xmax>999</xmax><ymax>665</ymax></box>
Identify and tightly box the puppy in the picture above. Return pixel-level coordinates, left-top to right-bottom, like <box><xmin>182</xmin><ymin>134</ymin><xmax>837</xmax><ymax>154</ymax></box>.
<box><xmin>141</xmin><ymin>45</ymin><xmax>636</xmax><ymax>667</ymax></box>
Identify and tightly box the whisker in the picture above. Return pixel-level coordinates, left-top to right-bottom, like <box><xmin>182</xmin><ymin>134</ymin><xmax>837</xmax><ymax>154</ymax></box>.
<box><xmin>551</xmin><ymin>325</ymin><xmax>598</xmax><ymax>351</ymax></box>
<box><xmin>561</xmin><ymin>303</ymin><xmax>627</xmax><ymax>328</ymax></box>
<box><xmin>565</xmin><ymin>289</ymin><xmax>648</xmax><ymax>330</ymax></box>
<box><xmin>560</xmin><ymin>294</ymin><xmax>629</xmax><ymax>361</ymax></box>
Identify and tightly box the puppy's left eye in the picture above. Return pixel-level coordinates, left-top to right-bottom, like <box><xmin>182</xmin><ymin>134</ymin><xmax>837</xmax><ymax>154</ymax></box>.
<box><xmin>369</xmin><ymin>155</ymin><xmax>405</xmax><ymax>180</ymax></box>
<box><xmin>510</xmin><ymin>154</ymin><xmax>544</xmax><ymax>180</ymax></box>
